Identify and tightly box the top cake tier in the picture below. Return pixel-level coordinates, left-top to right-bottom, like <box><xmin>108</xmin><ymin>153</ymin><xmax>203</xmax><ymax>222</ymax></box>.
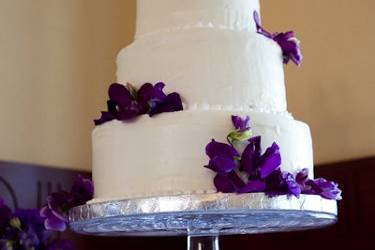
<box><xmin>135</xmin><ymin>0</ymin><xmax>260</xmax><ymax>38</ymax></box>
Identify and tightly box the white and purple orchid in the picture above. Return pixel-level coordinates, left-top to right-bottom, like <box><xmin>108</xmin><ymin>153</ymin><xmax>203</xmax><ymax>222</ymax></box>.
<box><xmin>0</xmin><ymin>198</ymin><xmax>74</xmax><ymax>249</ymax></box>
<box><xmin>204</xmin><ymin>115</ymin><xmax>342</xmax><ymax>200</ymax></box>
<box><xmin>94</xmin><ymin>82</ymin><xmax>183</xmax><ymax>125</ymax></box>
<box><xmin>40</xmin><ymin>175</ymin><xmax>93</xmax><ymax>232</ymax></box>
<box><xmin>253</xmin><ymin>11</ymin><xmax>303</xmax><ymax>66</ymax></box>
<box><xmin>227</xmin><ymin>115</ymin><xmax>253</xmax><ymax>143</ymax></box>
<box><xmin>296</xmin><ymin>168</ymin><xmax>342</xmax><ymax>200</ymax></box>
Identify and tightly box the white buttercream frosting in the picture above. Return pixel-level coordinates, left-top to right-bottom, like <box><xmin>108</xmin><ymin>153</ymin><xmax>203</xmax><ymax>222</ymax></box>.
<box><xmin>136</xmin><ymin>0</ymin><xmax>260</xmax><ymax>38</ymax></box>
<box><xmin>117</xmin><ymin>29</ymin><xmax>286</xmax><ymax>112</ymax></box>
<box><xmin>92</xmin><ymin>111</ymin><xmax>313</xmax><ymax>201</ymax></box>
<box><xmin>90</xmin><ymin>0</ymin><xmax>314</xmax><ymax>202</ymax></box>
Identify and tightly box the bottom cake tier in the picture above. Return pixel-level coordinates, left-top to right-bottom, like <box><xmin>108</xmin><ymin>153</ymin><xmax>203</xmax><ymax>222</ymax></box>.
<box><xmin>90</xmin><ymin>110</ymin><xmax>313</xmax><ymax>203</ymax></box>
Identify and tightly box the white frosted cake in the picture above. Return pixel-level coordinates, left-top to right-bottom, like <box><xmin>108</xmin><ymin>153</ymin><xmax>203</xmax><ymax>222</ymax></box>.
<box><xmin>91</xmin><ymin>0</ymin><xmax>314</xmax><ymax>202</ymax></box>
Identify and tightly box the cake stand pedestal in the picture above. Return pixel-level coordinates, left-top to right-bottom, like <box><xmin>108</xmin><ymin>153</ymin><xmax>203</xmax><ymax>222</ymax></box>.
<box><xmin>69</xmin><ymin>193</ymin><xmax>337</xmax><ymax>250</ymax></box>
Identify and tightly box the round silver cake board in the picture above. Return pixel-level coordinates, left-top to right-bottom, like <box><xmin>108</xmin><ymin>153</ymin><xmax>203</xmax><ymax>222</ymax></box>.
<box><xmin>69</xmin><ymin>193</ymin><xmax>337</xmax><ymax>249</ymax></box>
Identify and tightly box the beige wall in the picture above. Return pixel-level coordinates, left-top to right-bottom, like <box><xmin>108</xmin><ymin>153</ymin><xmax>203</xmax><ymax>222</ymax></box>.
<box><xmin>262</xmin><ymin>0</ymin><xmax>375</xmax><ymax>164</ymax></box>
<box><xmin>0</xmin><ymin>0</ymin><xmax>374</xmax><ymax>170</ymax></box>
<box><xmin>0</xmin><ymin>0</ymin><xmax>135</xmax><ymax>170</ymax></box>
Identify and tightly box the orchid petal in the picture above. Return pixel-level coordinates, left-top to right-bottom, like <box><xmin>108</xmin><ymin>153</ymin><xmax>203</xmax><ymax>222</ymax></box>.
<box><xmin>241</xmin><ymin>136</ymin><xmax>261</xmax><ymax>176</ymax></box>
<box><xmin>108</xmin><ymin>83</ymin><xmax>133</xmax><ymax>107</ymax></box>
<box><xmin>71</xmin><ymin>175</ymin><xmax>94</xmax><ymax>206</ymax></box>
<box><xmin>238</xmin><ymin>180</ymin><xmax>266</xmax><ymax>193</ymax></box>
<box><xmin>154</xmin><ymin>82</ymin><xmax>167</xmax><ymax>100</ymax></box>
<box><xmin>273</xmin><ymin>33</ymin><xmax>303</xmax><ymax>66</ymax></box>
<box><xmin>214</xmin><ymin>174</ymin><xmax>237</xmax><ymax>193</ymax></box>
<box><xmin>107</xmin><ymin>100</ymin><xmax>117</xmax><ymax>113</ymax></box>
<box><xmin>214</xmin><ymin>171</ymin><xmax>244</xmax><ymax>193</ymax></box>
<box><xmin>253</xmin><ymin>10</ymin><xmax>261</xmax><ymax>30</ymax></box>
<box><xmin>231</xmin><ymin>115</ymin><xmax>251</xmax><ymax>131</ymax></box>
<box><xmin>94</xmin><ymin>111</ymin><xmax>115</xmax><ymax>126</ymax></box>
<box><xmin>305</xmin><ymin>178</ymin><xmax>342</xmax><ymax>200</ymax></box>
<box><xmin>259</xmin><ymin>143</ymin><xmax>281</xmax><ymax>178</ymax></box>
<box><xmin>206</xmin><ymin>156</ymin><xmax>237</xmax><ymax>174</ymax></box>
<box><xmin>253</xmin><ymin>11</ymin><xmax>273</xmax><ymax>38</ymax></box>
<box><xmin>227</xmin><ymin>171</ymin><xmax>246</xmax><ymax>189</ymax></box>
<box><xmin>41</xmin><ymin>207</ymin><xmax>67</xmax><ymax>232</ymax></box>
<box><xmin>206</xmin><ymin>140</ymin><xmax>239</xmax><ymax>159</ymax></box>
<box><xmin>296</xmin><ymin>168</ymin><xmax>309</xmax><ymax>185</ymax></box>
<box><xmin>265</xmin><ymin>170</ymin><xmax>301</xmax><ymax>198</ymax></box>
<box><xmin>40</xmin><ymin>206</ymin><xmax>50</xmax><ymax>218</ymax></box>
<box><xmin>137</xmin><ymin>83</ymin><xmax>154</xmax><ymax>103</ymax></box>
<box><xmin>265</xmin><ymin>170</ymin><xmax>284</xmax><ymax>195</ymax></box>
<box><xmin>149</xmin><ymin>92</ymin><xmax>183</xmax><ymax>117</ymax></box>
<box><xmin>253</xmin><ymin>11</ymin><xmax>303</xmax><ymax>66</ymax></box>
<box><xmin>284</xmin><ymin>172</ymin><xmax>301</xmax><ymax>198</ymax></box>
<box><xmin>44</xmin><ymin>214</ymin><xmax>66</xmax><ymax>232</ymax></box>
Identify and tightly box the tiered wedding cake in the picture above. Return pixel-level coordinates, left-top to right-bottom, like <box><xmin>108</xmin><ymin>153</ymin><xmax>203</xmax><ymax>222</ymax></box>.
<box><xmin>91</xmin><ymin>0</ymin><xmax>313</xmax><ymax>202</ymax></box>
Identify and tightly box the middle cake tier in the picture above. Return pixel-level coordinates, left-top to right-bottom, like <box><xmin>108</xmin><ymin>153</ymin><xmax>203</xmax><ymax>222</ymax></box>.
<box><xmin>117</xmin><ymin>29</ymin><xmax>287</xmax><ymax>112</ymax></box>
<box><xmin>92</xmin><ymin>110</ymin><xmax>313</xmax><ymax>202</ymax></box>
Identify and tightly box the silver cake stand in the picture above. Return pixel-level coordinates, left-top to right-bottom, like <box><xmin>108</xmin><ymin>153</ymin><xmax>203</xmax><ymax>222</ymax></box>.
<box><xmin>69</xmin><ymin>193</ymin><xmax>338</xmax><ymax>250</ymax></box>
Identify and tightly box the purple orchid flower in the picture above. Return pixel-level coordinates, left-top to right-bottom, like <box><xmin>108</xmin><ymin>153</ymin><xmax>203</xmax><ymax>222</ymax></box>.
<box><xmin>70</xmin><ymin>175</ymin><xmax>94</xmax><ymax>206</ymax></box>
<box><xmin>296</xmin><ymin>168</ymin><xmax>342</xmax><ymax>200</ymax></box>
<box><xmin>241</xmin><ymin>137</ymin><xmax>281</xmax><ymax>180</ymax></box>
<box><xmin>306</xmin><ymin>178</ymin><xmax>342</xmax><ymax>200</ymax></box>
<box><xmin>265</xmin><ymin>170</ymin><xmax>301</xmax><ymax>198</ymax></box>
<box><xmin>95</xmin><ymin>82</ymin><xmax>183</xmax><ymax>125</ymax></box>
<box><xmin>0</xmin><ymin>198</ymin><xmax>12</xmax><ymax>229</ymax></box>
<box><xmin>205</xmin><ymin>140</ymin><xmax>246</xmax><ymax>192</ymax></box>
<box><xmin>148</xmin><ymin>82</ymin><xmax>184</xmax><ymax>117</ymax></box>
<box><xmin>41</xmin><ymin>176</ymin><xmax>93</xmax><ymax>232</ymax></box>
<box><xmin>205</xmin><ymin>140</ymin><xmax>239</xmax><ymax>174</ymax></box>
<box><xmin>253</xmin><ymin>11</ymin><xmax>303</xmax><ymax>66</ymax></box>
<box><xmin>1</xmin><ymin>206</ymin><xmax>57</xmax><ymax>250</ymax></box>
<box><xmin>40</xmin><ymin>192</ymin><xmax>72</xmax><ymax>232</ymax></box>
<box><xmin>205</xmin><ymin>121</ymin><xmax>284</xmax><ymax>195</ymax></box>
<box><xmin>240</xmin><ymin>136</ymin><xmax>261</xmax><ymax>176</ymax></box>
<box><xmin>228</xmin><ymin>115</ymin><xmax>253</xmax><ymax>143</ymax></box>
<box><xmin>214</xmin><ymin>172</ymin><xmax>245</xmax><ymax>193</ymax></box>
<box><xmin>205</xmin><ymin>115</ymin><xmax>342</xmax><ymax>200</ymax></box>
<box><xmin>240</xmin><ymin>138</ymin><xmax>299</xmax><ymax>197</ymax></box>
<box><xmin>258</xmin><ymin>143</ymin><xmax>282</xmax><ymax>179</ymax></box>
<box><xmin>232</xmin><ymin>115</ymin><xmax>251</xmax><ymax>131</ymax></box>
<box><xmin>94</xmin><ymin>83</ymin><xmax>145</xmax><ymax>125</ymax></box>
<box><xmin>296</xmin><ymin>168</ymin><xmax>309</xmax><ymax>185</ymax></box>
<box><xmin>1</xmin><ymin>197</ymin><xmax>75</xmax><ymax>249</ymax></box>
<box><xmin>205</xmin><ymin>135</ymin><xmax>284</xmax><ymax>194</ymax></box>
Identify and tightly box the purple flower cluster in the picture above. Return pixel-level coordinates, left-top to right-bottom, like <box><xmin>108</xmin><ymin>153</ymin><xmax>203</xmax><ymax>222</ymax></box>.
<box><xmin>95</xmin><ymin>82</ymin><xmax>183</xmax><ymax>125</ymax></box>
<box><xmin>40</xmin><ymin>175</ymin><xmax>93</xmax><ymax>232</ymax></box>
<box><xmin>296</xmin><ymin>169</ymin><xmax>342</xmax><ymax>200</ymax></box>
<box><xmin>204</xmin><ymin>115</ymin><xmax>342</xmax><ymax>200</ymax></box>
<box><xmin>253</xmin><ymin>11</ymin><xmax>303</xmax><ymax>66</ymax></box>
<box><xmin>0</xmin><ymin>198</ymin><xmax>73</xmax><ymax>250</ymax></box>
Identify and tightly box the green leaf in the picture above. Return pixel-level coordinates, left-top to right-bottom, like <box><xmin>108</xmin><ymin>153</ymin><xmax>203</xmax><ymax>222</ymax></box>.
<box><xmin>227</xmin><ymin>129</ymin><xmax>252</xmax><ymax>144</ymax></box>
